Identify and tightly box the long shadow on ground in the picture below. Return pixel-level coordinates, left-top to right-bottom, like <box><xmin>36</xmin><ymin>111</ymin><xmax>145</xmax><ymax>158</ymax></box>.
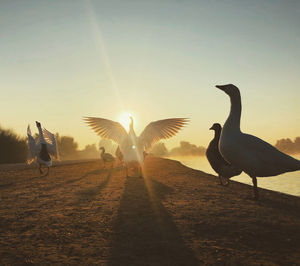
<box><xmin>108</xmin><ymin>176</ymin><xmax>198</xmax><ymax>266</ymax></box>
<box><xmin>75</xmin><ymin>170</ymin><xmax>113</xmax><ymax>203</ymax></box>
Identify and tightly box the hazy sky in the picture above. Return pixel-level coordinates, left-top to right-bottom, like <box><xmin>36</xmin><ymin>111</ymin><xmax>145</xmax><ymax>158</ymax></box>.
<box><xmin>1</xmin><ymin>0</ymin><xmax>299</xmax><ymax>149</ymax></box>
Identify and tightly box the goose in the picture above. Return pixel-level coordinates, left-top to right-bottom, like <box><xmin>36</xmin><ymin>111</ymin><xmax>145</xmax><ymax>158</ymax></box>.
<box><xmin>84</xmin><ymin>116</ymin><xmax>188</xmax><ymax>177</ymax></box>
<box><xmin>100</xmin><ymin>146</ymin><xmax>115</xmax><ymax>168</ymax></box>
<box><xmin>206</xmin><ymin>123</ymin><xmax>242</xmax><ymax>185</ymax></box>
<box><xmin>216</xmin><ymin>84</ymin><xmax>300</xmax><ymax>199</ymax></box>
<box><xmin>27</xmin><ymin>121</ymin><xmax>59</xmax><ymax>176</ymax></box>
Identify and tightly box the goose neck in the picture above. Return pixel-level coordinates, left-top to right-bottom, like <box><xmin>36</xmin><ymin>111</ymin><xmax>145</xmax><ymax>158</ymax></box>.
<box><xmin>214</xmin><ymin>129</ymin><xmax>221</xmax><ymax>141</ymax></box>
<box><xmin>226</xmin><ymin>92</ymin><xmax>241</xmax><ymax>130</ymax></box>
<box><xmin>37</xmin><ymin>126</ymin><xmax>46</xmax><ymax>143</ymax></box>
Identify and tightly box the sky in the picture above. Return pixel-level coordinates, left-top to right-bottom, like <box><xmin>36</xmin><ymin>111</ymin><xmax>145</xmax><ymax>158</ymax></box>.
<box><xmin>0</xmin><ymin>0</ymin><xmax>299</xmax><ymax>149</ymax></box>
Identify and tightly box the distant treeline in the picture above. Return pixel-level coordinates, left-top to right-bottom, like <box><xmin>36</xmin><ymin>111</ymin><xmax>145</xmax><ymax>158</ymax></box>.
<box><xmin>275</xmin><ymin>137</ymin><xmax>300</xmax><ymax>155</ymax></box>
<box><xmin>0</xmin><ymin>126</ymin><xmax>100</xmax><ymax>164</ymax></box>
<box><xmin>150</xmin><ymin>141</ymin><xmax>206</xmax><ymax>157</ymax></box>
<box><xmin>1</xmin><ymin>124</ymin><xmax>299</xmax><ymax>164</ymax></box>
<box><xmin>0</xmin><ymin>126</ymin><xmax>28</xmax><ymax>163</ymax></box>
<box><xmin>152</xmin><ymin>137</ymin><xmax>300</xmax><ymax>157</ymax></box>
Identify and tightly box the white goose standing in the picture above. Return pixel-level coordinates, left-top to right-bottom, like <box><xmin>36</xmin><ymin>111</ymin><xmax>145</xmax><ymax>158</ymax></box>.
<box><xmin>84</xmin><ymin>116</ymin><xmax>188</xmax><ymax>176</ymax></box>
<box><xmin>27</xmin><ymin>121</ymin><xmax>59</xmax><ymax>176</ymax></box>
<box><xmin>216</xmin><ymin>84</ymin><xmax>300</xmax><ymax>199</ymax></box>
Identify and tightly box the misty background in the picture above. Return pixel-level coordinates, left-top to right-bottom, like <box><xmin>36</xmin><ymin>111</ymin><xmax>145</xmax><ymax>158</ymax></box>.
<box><xmin>1</xmin><ymin>124</ymin><xmax>299</xmax><ymax>164</ymax></box>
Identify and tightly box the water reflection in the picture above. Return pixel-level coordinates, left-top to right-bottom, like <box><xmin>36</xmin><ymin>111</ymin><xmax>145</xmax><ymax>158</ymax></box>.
<box><xmin>167</xmin><ymin>155</ymin><xmax>300</xmax><ymax>196</ymax></box>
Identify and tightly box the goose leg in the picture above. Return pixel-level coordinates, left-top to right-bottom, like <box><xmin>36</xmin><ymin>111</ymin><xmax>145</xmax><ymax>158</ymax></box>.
<box><xmin>39</xmin><ymin>164</ymin><xmax>43</xmax><ymax>175</ymax></box>
<box><xmin>218</xmin><ymin>175</ymin><xmax>229</xmax><ymax>186</ymax></box>
<box><xmin>252</xmin><ymin>176</ymin><xmax>259</xmax><ymax>200</ymax></box>
<box><xmin>45</xmin><ymin>167</ymin><xmax>50</xmax><ymax>176</ymax></box>
<box><xmin>218</xmin><ymin>174</ymin><xmax>223</xmax><ymax>185</ymax></box>
<box><xmin>223</xmin><ymin>177</ymin><xmax>230</xmax><ymax>186</ymax></box>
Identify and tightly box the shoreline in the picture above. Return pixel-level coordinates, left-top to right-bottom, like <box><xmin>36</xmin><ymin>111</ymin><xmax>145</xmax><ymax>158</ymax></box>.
<box><xmin>0</xmin><ymin>156</ymin><xmax>299</xmax><ymax>265</ymax></box>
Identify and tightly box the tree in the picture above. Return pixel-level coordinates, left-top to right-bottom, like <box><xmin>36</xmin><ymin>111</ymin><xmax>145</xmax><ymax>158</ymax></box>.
<box><xmin>0</xmin><ymin>126</ymin><xmax>28</xmax><ymax>163</ymax></box>
<box><xmin>170</xmin><ymin>141</ymin><xmax>206</xmax><ymax>156</ymax></box>
<box><xmin>150</xmin><ymin>142</ymin><xmax>169</xmax><ymax>157</ymax></box>
<box><xmin>80</xmin><ymin>144</ymin><xmax>98</xmax><ymax>159</ymax></box>
<box><xmin>275</xmin><ymin>137</ymin><xmax>300</xmax><ymax>154</ymax></box>
<box><xmin>55</xmin><ymin>134</ymin><xmax>78</xmax><ymax>158</ymax></box>
<box><xmin>294</xmin><ymin>137</ymin><xmax>300</xmax><ymax>153</ymax></box>
<box><xmin>275</xmin><ymin>138</ymin><xmax>294</xmax><ymax>154</ymax></box>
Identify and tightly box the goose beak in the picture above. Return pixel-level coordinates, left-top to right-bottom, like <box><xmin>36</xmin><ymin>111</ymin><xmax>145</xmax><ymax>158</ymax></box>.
<box><xmin>209</xmin><ymin>126</ymin><xmax>213</xmax><ymax>130</ymax></box>
<box><xmin>215</xmin><ymin>85</ymin><xmax>225</xmax><ymax>91</ymax></box>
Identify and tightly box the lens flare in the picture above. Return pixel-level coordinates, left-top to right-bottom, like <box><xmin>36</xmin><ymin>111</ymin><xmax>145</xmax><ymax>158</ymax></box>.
<box><xmin>118</xmin><ymin>112</ymin><xmax>135</xmax><ymax>131</ymax></box>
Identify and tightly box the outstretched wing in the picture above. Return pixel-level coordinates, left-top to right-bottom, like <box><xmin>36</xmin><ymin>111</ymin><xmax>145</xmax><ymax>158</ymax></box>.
<box><xmin>27</xmin><ymin>125</ymin><xmax>39</xmax><ymax>164</ymax></box>
<box><xmin>139</xmin><ymin>118</ymin><xmax>189</xmax><ymax>150</ymax></box>
<box><xmin>43</xmin><ymin>128</ymin><xmax>60</xmax><ymax>160</ymax></box>
<box><xmin>83</xmin><ymin>117</ymin><xmax>128</xmax><ymax>144</ymax></box>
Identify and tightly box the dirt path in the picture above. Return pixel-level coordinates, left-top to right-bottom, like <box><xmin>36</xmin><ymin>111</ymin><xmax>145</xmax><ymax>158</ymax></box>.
<box><xmin>0</xmin><ymin>157</ymin><xmax>299</xmax><ymax>265</ymax></box>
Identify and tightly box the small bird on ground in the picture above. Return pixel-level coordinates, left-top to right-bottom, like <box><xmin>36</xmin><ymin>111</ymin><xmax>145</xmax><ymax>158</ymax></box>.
<box><xmin>100</xmin><ymin>146</ymin><xmax>115</xmax><ymax>168</ymax></box>
<box><xmin>206</xmin><ymin>123</ymin><xmax>242</xmax><ymax>185</ymax></box>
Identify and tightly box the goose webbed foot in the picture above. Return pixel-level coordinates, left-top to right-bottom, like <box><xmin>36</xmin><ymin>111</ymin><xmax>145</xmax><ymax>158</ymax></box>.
<box><xmin>218</xmin><ymin>175</ymin><xmax>229</xmax><ymax>186</ymax></box>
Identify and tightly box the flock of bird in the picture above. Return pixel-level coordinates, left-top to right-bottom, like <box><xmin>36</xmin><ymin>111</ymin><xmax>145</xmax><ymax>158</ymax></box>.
<box><xmin>27</xmin><ymin>84</ymin><xmax>300</xmax><ymax>199</ymax></box>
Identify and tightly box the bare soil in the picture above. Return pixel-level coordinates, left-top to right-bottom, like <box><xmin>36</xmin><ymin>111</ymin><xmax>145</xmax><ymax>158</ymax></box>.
<box><xmin>0</xmin><ymin>156</ymin><xmax>299</xmax><ymax>265</ymax></box>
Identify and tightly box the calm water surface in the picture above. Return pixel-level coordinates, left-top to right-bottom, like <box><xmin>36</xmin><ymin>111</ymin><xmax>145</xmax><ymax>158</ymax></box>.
<box><xmin>168</xmin><ymin>155</ymin><xmax>300</xmax><ymax>197</ymax></box>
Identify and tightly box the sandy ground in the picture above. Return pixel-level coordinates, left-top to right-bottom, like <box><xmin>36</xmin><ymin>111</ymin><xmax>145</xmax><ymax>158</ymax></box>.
<box><xmin>0</xmin><ymin>157</ymin><xmax>299</xmax><ymax>265</ymax></box>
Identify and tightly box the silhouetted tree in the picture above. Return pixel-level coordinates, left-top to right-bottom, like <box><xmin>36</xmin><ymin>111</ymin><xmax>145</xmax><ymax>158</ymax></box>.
<box><xmin>275</xmin><ymin>137</ymin><xmax>300</xmax><ymax>154</ymax></box>
<box><xmin>294</xmin><ymin>137</ymin><xmax>300</xmax><ymax>153</ymax></box>
<box><xmin>170</xmin><ymin>141</ymin><xmax>206</xmax><ymax>156</ymax></box>
<box><xmin>0</xmin><ymin>126</ymin><xmax>28</xmax><ymax>163</ymax></box>
<box><xmin>150</xmin><ymin>142</ymin><xmax>169</xmax><ymax>157</ymax></box>
<box><xmin>55</xmin><ymin>134</ymin><xmax>78</xmax><ymax>158</ymax></box>
<box><xmin>78</xmin><ymin>144</ymin><xmax>98</xmax><ymax>159</ymax></box>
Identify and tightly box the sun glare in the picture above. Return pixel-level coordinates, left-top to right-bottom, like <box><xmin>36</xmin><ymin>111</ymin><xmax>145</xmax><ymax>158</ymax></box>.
<box><xmin>118</xmin><ymin>112</ymin><xmax>135</xmax><ymax>131</ymax></box>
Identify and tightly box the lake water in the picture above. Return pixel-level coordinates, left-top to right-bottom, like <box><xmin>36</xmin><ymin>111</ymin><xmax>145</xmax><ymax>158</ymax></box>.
<box><xmin>167</xmin><ymin>155</ymin><xmax>300</xmax><ymax>197</ymax></box>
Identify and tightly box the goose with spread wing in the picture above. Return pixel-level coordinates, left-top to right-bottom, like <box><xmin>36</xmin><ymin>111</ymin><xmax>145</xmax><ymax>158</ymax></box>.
<box><xmin>216</xmin><ymin>84</ymin><xmax>300</xmax><ymax>199</ymax></box>
<box><xmin>27</xmin><ymin>121</ymin><xmax>59</xmax><ymax>176</ymax></box>
<box><xmin>84</xmin><ymin>116</ymin><xmax>188</xmax><ymax>176</ymax></box>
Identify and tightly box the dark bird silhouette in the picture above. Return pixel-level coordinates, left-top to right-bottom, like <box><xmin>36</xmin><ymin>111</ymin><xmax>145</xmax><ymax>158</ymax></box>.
<box><xmin>206</xmin><ymin>123</ymin><xmax>242</xmax><ymax>185</ymax></box>
<box><xmin>216</xmin><ymin>84</ymin><xmax>300</xmax><ymax>199</ymax></box>
<box><xmin>100</xmin><ymin>146</ymin><xmax>115</xmax><ymax>168</ymax></box>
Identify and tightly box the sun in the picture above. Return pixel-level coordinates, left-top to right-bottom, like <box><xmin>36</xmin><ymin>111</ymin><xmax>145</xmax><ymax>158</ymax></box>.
<box><xmin>118</xmin><ymin>112</ymin><xmax>135</xmax><ymax>131</ymax></box>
